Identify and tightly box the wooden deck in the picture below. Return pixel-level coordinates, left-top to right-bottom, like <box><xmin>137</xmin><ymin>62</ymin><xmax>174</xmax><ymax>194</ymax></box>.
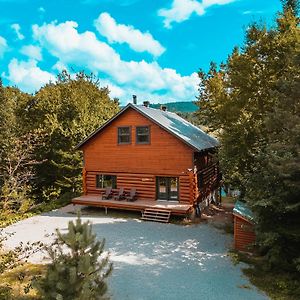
<box><xmin>72</xmin><ymin>195</ymin><xmax>192</xmax><ymax>216</ymax></box>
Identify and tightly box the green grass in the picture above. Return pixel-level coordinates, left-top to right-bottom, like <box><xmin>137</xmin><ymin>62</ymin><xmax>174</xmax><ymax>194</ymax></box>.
<box><xmin>0</xmin><ymin>263</ymin><xmax>45</xmax><ymax>300</ymax></box>
<box><xmin>230</xmin><ymin>251</ymin><xmax>300</xmax><ymax>300</ymax></box>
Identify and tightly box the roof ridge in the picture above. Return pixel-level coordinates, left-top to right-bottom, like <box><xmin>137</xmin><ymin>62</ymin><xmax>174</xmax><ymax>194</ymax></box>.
<box><xmin>76</xmin><ymin>102</ymin><xmax>219</xmax><ymax>151</ymax></box>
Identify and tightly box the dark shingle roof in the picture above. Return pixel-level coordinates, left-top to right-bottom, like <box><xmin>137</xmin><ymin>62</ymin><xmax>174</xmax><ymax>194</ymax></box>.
<box><xmin>76</xmin><ymin>103</ymin><xmax>219</xmax><ymax>151</ymax></box>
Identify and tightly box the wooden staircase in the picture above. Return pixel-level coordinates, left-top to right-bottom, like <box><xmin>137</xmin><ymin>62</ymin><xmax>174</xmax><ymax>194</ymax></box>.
<box><xmin>141</xmin><ymin>208</ymin><xmax>171</xmax><ymax>223</ymax></box>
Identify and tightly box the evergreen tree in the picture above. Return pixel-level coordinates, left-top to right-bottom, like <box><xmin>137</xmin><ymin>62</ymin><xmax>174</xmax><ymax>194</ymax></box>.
<box><xmin>196</xmin><ymin>1</ymin><xmax>300</xmax><ymax>271</ymax></box>
<box><xmin>37</xmin><ymin>215</ymin><xmax>112</xmax><ymax>300</ymax></box>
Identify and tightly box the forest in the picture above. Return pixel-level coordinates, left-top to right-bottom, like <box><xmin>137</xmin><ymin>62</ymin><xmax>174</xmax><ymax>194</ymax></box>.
<box><xmin>196</xmin><ymin>0</ymin><xmax>300</xmax><ymax>283</ymax></box>
<box><xmin>0</xmin><ymin>71</ymin><xmax>120</xmax><ymax>227</ymax></box>
<box><xmin>0</xmin><ymin>0</ymin><xmax>299</xmax><ymax>299</ymax></box>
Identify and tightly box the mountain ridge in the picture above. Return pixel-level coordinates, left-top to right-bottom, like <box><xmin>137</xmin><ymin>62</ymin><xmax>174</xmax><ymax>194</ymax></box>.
<box><xmin>149</xmin><ymin>101</ymin><xmax>198</xmax><ymax>113</ymax></box>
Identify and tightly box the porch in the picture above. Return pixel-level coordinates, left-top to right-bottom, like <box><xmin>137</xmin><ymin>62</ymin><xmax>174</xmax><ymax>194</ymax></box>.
<box><xmin>72</xmin><ymin>195</ymin><xmax>192</xmax><ymax>216</ymax></box>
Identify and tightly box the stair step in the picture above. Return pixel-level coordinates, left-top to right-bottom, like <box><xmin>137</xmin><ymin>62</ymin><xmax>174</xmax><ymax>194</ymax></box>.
<box><xmin>144</xmin><ymin>208</ymin><xmax>170</xmax><ymax>212</ymax></box>
<box><xmin>142</xmin><ymin>214</ymin><xmax>169</xmax><ymax>220</ymax></box>
<box><xmin>141</xmin><ymin>208</ymin><xmax>171</xmax><ymax>223</ymax></box>
<box><xmin>142</xmin><ymin>211</ymin><xmax>170</xmax><ymax>216</ymax></box>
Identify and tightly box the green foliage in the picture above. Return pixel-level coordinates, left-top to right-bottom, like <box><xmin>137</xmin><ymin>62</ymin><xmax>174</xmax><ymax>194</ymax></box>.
<box><xmin>0</xmin><ymin>70</ymin><xmax>119</xmax><ymax>224</ymax></box>
<box><xmin>0</xmin><ymin>71</ymin><xmax>117</xmax><ymax>298</ymax></box>
<box><xmin>196</xmin><ymin>2</ymin><xmax>300</xmax><ymax>272</ymax></box>
<box><xmin>28</xmin><ymin>71</ymin><xmax>119</xmax><ymax>195</ymax></box>
<box><xmin>232</xmin><ymin>250</ymin><xmax>300</xmax><ymax>300</ymax></box>
<box><xmin>37</xmin><ymin>215</ymin><xmax>112</xmax><ymax>300</ymax></box>
<box><xmin>0</xmin><ymin>229</ymin><xmax>44</xmax><ymax>298</ymax></box>
<box><xmin>0</xmin><ymin>81</ymin><xmax>39</xmax><ymax>214</ymax></box>
<box><xmin>0</xmin><ymin>263</ymin><xmax>45</xmax><ymax>299</ymax></box>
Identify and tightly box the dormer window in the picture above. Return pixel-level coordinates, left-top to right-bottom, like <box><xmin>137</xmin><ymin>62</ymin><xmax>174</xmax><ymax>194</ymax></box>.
<box><xmin>118</xmin><ymin>127</ymin><xmax>131</xmax><ymax>144</ymax></box>
<box><xmin>136</xmin><ymin>126</ymin><xmax>150</xmax><ymax>144</ymax></box>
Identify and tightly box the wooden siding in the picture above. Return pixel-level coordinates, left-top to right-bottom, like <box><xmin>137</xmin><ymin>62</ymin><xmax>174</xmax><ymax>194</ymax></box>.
<box><xmin>234</xmin><ymin>215</ymin><xmax>256</xmax><ymax>252</ymax></box>
<box><xmin>85</xmin><ymin>170</ymin><xmax>192</xmax><ymax>203</ymax></box>
<box><xmin>82</xmin><ymin>107</ymin><xmax>195</xmax><ymax>204</ymax></box>
<box><xmin>82</xmin><ymin>108</ymin><xmax>194</xmax><ymax>175</ymax></box>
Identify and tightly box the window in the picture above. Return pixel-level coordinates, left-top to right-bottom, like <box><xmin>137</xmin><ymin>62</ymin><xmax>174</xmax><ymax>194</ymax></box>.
<box><xmin>118</xmin><ymin>127</ymin><xmax>131</xmax><ymax>144</ymax></box>
<box><xmin>96</xmin><ymin>174</ymin><xmax>116</xmax><ymax>189</ymax></box>
<box><xmin>136</xmin><ymin>126</ymin><xmax>150</xmax><ymax>144</ymax></box>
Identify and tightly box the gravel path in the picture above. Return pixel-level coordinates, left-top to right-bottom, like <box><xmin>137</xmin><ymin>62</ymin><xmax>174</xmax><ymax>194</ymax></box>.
<box><xmin>4</xmin><ymin>207</ymin><xmax>269</xmax><ymax>300</ymax></box>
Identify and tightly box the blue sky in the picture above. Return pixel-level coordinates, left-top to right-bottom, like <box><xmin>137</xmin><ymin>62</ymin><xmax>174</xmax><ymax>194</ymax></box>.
<box><xmin>0</xmin><ymin>0</ymin><xmax>282</xmax><ymax>104</ymax></box>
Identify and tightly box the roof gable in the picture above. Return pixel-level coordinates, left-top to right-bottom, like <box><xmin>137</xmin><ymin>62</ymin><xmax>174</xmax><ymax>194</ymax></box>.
<box><xmin>76</xmin><ymin>103</ymin><xmax>219</xmax><ymax>151</ymax></box>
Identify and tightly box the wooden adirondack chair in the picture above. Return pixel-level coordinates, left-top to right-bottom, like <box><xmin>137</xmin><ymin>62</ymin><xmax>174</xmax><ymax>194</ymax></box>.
<box><xmin>102</xmin><ymin>187</ymin><xmax>113</xmax><ymax>200</ymax></box>
<box><xmin>114</xmin><ymin>187</ymin><xmax>126</xmax><ymax>201</ymax></box>
<box><xmin>125</xmin><ymin>188</ymin><xmax>137</xmax><ymax>202</ymax></box>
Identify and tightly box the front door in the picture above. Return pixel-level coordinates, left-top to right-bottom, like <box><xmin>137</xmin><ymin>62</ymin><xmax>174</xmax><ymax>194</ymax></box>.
<box><xmin>156</xmin><ymin>177</ymin><xmax>179</xmax><ymax>201</ymax></box>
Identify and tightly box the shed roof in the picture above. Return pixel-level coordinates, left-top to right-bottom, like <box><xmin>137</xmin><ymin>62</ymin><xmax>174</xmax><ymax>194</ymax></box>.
<box><xmin>233</xmin><ymin>200</ymin><xmax>255</xmax><ymax>222</ymax></box>
<box><xmin>76</xmin><ymin>103</ymin><xmax>219</xmax><ymax>151</ymax></box>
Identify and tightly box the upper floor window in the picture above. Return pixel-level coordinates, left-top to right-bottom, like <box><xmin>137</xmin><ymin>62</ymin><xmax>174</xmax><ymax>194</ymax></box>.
<box><xmin>136</xmin><ymin>126</ymin><xmax>150</xmax><ymax>144</ymax></box>
<box><xmin>118</xmin><ymin>126</ymin><xmax>131</xmax><ymax>144</ymax></box>
<box><xmin>96</xmin><ymin>174</ymin><xmax>117</xmax><ymax>189</ymax></box>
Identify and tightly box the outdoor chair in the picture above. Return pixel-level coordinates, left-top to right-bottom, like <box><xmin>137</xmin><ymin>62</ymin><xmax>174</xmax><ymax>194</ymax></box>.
<box><xmin>125</xmin><ymin>188</ymin><xmax>137</xmax><ymax>202</ymax></box>
<box><xmin>113</xmin><ymin>187</ymin><xmax>126</xmax><ymax>201</ymax></box>
<box><xmin>102</xmin><ymin>187</ymin><xmax>113</xmax><ymax>200</ymax></box>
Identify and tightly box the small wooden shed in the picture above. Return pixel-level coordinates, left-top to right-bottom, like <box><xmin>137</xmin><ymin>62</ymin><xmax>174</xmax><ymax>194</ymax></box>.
<box><xmin>233</xmin><ymin>201</ymin><xmax>256</xmax><ymax>252</ymax></box>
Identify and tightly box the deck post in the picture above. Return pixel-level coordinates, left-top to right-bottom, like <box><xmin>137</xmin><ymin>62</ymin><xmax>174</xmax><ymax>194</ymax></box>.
<box><xmin>105</xmin><ymin>207</ymin><xmax>108</xmax><ymax>215</ymax></box>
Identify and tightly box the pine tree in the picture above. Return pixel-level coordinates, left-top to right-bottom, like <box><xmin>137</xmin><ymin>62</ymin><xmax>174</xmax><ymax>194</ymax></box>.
<box><xmin>37</xmin><ymin>215</ymin><xmax>112</xmax><ymax>300</ymax></box>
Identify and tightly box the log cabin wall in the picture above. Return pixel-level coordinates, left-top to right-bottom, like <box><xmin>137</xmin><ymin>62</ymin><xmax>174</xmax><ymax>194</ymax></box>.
<box><xmin>85</xmin><ymin>171</ymin><xmax>191</xmax><ymax>203</ymax></box>
<box><xmin>82</xmin><ymin>107</ymin><xmax>194</xmax><ymax>203</ymax></box>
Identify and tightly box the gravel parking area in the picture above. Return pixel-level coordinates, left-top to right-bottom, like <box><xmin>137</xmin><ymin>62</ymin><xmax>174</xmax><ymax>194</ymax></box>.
<box><xmin>4</xmin><ymin>207</ymin><xmax>268</xmax><ymax>300</ymax></box>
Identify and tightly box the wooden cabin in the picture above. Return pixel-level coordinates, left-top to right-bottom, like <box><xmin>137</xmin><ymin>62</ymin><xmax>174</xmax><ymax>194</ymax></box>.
<box><xmin>72</xmin><ymin>102</ymin><xmax>220</xmax><ymax>219</ymax></box>
<box><xmin>233</xmin><ymin>201</ymin><xmax>256</xmax><ymax>252</ymax></box>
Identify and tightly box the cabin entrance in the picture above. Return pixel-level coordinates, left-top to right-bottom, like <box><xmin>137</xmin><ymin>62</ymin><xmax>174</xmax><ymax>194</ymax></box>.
<box><xmin>156</xmin><ymin>177</ymin><xmax>178</xmax><ymax>201</ymax></box>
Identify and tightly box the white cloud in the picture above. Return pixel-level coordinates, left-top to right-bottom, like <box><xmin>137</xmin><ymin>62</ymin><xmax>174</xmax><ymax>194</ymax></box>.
<box><xmin>158</xmin><ymin>0</ymin><xmax>204</xmax><ymax>29</ymax></box>
<box><xmin>38</xmin><ymin>6</ymin><xmax>45</xmax><ymax>13</ymax></box>
<box><xmin>94</xmin><ymin>12</ymin><xmax>165</xmax><ymax>57</ymax></box>
<box><xmin>52</xmin><ymin>60</ymin><xmax>68</xmax><ymax>72</ymax></box>
<box><xmin>11</xmin><ymin>23</ymin><xmax>25</xmax><ymax>40</ymax></box>
<box><xmin>100</xmin><ymin>79</ymin><xmax>126</xmax><ymax>99</ymax></box>
<box><xmin>202</xmin><ymin>0</ymin><xmax>233</xmax><ymax>6</ymax></box>
<box><xmin>5</xmin><ymin>58</ymin><xmax>55</xmax><ymax>93</ymax></box>
<box><xmin>0</xmin><ymin>35</ymin><xmax>8</xmax><ymax>58</ymax></box>
<box><xmin>158</xmin><ymin>0</ymin><xmax>235</xmax><ymax>28</ymax></box>
<box><xmin>20</xmin><ymin>45</ymin><xmax>42</xmax><ymax>61</ymax></box>
<box><xmin>32</xmin><ymin>21</ymin><xmax>198</xmax><ymax>103</ymax></box>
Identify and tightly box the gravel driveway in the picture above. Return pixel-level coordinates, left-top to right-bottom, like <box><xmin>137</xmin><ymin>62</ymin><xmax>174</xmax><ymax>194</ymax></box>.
<box><xmin>4</xmin><ymin>207</ymin><xmax>268</xmax><ymax>300</ymax></box>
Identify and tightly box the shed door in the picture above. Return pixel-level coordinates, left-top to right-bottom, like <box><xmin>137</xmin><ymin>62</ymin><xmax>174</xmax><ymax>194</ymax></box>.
<box><xmin>156</xmin><ymin>177</ymin><xmax>178</xmax><ymax>201</ymax></box>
